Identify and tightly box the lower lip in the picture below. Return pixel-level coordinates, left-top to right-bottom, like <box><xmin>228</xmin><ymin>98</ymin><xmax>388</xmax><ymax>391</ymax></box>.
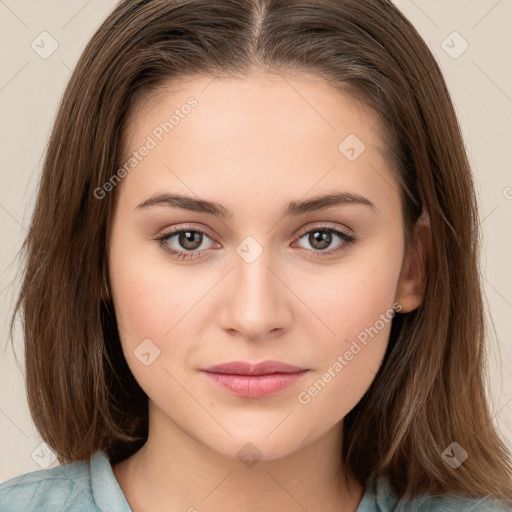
<box><xmin>201</xmin><ymin>370</ymin><xmax>309</xmax><ymax>398</ymax></box>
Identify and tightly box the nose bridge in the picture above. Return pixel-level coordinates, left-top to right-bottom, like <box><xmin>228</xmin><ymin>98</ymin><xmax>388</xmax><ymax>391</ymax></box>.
<box><xmin>236</xmin><ymin>247</ymin><xmax>275</xmax><ymax>304</ymax></box>
<box><xmin>218</xmin><ymin>238</ymin><xmax>292</xmax><ymax>339</ymax></box>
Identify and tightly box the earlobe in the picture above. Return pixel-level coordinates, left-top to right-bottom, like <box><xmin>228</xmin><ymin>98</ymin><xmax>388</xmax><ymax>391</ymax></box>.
<box><xmin>395</xmin><ymin>210</ymin><xmax>430</xmax><ymax>313</ymax></box>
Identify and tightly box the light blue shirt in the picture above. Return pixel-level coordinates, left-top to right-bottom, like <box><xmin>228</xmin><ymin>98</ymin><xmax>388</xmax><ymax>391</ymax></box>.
<box><xmin>0</xmin><ymin>450</ymin><xmax>509</xmax><ymax>511</ymax></box>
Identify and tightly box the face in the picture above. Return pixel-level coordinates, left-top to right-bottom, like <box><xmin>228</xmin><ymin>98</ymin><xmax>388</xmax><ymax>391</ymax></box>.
<box><xmin>108</xmin><ymin>72</ymin><xmax>422</xmax><ymax>461</ymax></box>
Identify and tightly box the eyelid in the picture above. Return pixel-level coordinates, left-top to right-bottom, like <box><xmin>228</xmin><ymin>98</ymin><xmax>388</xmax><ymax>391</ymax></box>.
<box><xmin>294</xmin><ymin>222</ymin><xmax>354</xmax><ymax>239</ymax></box>
<box><xmin>156</xmin><ymin>223</ymin><xmax>219</xmax><ymax>243</ymax></box>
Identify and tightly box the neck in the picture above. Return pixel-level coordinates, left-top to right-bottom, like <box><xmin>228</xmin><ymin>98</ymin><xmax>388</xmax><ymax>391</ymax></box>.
<box><xmin>113</xmin><ymin>404</ymin><xmax>364</xmax><ymax>512</ymax></box>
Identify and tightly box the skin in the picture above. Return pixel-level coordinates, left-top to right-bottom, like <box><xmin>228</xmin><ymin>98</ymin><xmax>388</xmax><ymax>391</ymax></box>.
<box><xmin>108</xmin><ymin>72</ymin><xmax>427</xmax><ymax>512</ymax></box>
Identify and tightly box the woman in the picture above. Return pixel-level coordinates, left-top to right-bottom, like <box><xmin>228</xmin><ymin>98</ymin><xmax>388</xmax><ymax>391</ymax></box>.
<box><xmin>2</xmin><ymin>0</ymin><xmax>511</xmax><ymax>510</ymax></box>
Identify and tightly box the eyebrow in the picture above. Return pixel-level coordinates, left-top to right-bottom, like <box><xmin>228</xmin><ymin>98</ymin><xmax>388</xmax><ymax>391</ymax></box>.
<box><xmin>135</xmin><ymin>191</ymin><xmax>376</xmax><ymax>218</ymax></box>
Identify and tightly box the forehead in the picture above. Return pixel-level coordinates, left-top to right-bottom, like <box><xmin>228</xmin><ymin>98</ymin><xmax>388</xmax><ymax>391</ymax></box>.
<box><xmin>116</xmin><ymin>73</ymin><xmax>397</xmax><ymax>212</ymax></box>
<box><xmin>123</xmin><ymin>72</ymin><xmax>383</xmax><ymax>151</ymax></box>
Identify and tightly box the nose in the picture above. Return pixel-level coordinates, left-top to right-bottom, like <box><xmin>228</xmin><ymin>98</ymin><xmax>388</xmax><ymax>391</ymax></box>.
<box><xmin>218</xmin><ymin>246</ymin><xmax>294</xmax><ymax>342</ymax></box>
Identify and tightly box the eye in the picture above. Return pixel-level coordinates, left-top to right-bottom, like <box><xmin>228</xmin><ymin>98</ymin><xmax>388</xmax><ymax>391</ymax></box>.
<box><xmin>293</xmin><ymin>224</ymin><xmax>356</xmax><ymax>258</ymax></box>
<box><xmin>156</xmin><ymin>225</ymin><xmax>219</xmax><ymax>260</ymax></box>
<box><xmin>156</xmin><ymin>223</ymin><xmax>356</xmax><ymax>261</ymax></box>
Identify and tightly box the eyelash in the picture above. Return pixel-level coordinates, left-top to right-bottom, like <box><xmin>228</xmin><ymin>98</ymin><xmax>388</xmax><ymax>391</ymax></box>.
<box><xmin>155</xmin><ymin>223</ymin><xmax>356</xmax><ymax>261</ymax></box>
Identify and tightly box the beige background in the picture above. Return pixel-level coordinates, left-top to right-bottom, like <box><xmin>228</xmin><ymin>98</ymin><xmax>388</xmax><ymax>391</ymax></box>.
<box><xmin>0</xmin><ymin>0</ymin><xmax>511</xmax><ymax>481</ymax></box>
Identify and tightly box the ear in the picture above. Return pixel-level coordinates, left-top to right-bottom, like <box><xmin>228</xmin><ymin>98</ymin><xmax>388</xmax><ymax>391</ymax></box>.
<box><xmin>395</xmin><ymin>209</ymin><xmax>430</xmax><ymax>313</ymax></box>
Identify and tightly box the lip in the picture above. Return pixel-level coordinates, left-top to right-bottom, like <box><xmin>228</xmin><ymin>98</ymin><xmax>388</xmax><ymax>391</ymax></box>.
<box><xmin>200</xmin><ymin>360</ymin><xmax>309</xmax><ymax>398</ymax></box>
<box><xmin>201</xmin><ymin>360</ymin><xmax>307</xmax><ymax>375</ymax></box>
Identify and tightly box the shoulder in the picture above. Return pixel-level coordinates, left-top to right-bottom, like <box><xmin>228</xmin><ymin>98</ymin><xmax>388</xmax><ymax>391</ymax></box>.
<box><xmin>401</xmin><ymin>494</ymin><xmax>512</xmax><ymax>511</ymax></box>
<box><xmin>0</xmin><ymin>450</ymin><xmax>130</xmax><ymax>512</ymax></box>
<box><xmin>406</xmin><ymin>495</ymin><xmax>510</xmax><ymax>511</ymax></box>
<box><xmin>0</xmin><ymin>457</ymin><xmax>95</xmax><ymax>512</ymax></box>
<box><xmin>365</xmin><ymin>472</ymin><xmax>511</xmax><ymax>512</ymax></box>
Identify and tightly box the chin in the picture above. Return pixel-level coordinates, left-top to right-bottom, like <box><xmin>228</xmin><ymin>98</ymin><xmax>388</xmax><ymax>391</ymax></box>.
<box><xmin>202</xmin><ymin>427</ymin><xmax>312</xmax><ymax>465</ymax></box>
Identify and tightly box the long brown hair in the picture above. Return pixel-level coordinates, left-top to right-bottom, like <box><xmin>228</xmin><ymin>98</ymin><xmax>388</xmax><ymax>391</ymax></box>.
<box><xmin>9</xmin><ymin>0</ymin><xmax>512</xmax><ymax>501</ymax></box>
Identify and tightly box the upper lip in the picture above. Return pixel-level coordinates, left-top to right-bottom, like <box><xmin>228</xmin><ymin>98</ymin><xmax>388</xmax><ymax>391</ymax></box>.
<box><xmin>201</xmin><ymin>360</ymin><xmax>308</xmax><ymax>375</ymax></box>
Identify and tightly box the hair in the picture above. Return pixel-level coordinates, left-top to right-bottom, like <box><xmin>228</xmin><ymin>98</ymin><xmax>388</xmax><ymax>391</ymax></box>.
<box><xmin>9</xmin><ymin>0</ymin><xmax>512</xmax><ymax>502</ymax></box>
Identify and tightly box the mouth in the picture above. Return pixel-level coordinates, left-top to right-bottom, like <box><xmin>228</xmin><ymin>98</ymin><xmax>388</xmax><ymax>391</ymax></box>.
<box><xmin>200</xmin><ymin>359</ymin><xmax>308</xmax><ymax>376</ymax></box>
<box><xmin>200</xmin><ymin>360</ymin><xmax>309</xmax><ymax>398</ymax></box>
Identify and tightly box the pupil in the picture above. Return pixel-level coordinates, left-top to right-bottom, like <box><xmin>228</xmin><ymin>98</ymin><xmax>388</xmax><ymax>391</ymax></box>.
<box><xmin>310</xmin><ymin>230</ymin><xmax>331</xmax><ymax>250</ymax></box>
<box><xmin>180</xmin><ymin>231</ymin><xmax>202</xmax><ymax>250</ymax></box>
<box><xmin>176</xmin><ymin>230</ymin><xmax>333</xmax><ymax>252</ymax></box>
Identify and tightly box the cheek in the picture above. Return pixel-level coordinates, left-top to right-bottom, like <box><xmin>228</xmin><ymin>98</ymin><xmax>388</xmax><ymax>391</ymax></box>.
<box><xmin>108</xmin><ymin>221</ymin><xmax>197</xmax><ymax>341</ymax></box>
<box><xmin>108</xmin><ymin>254</ymin><xmax>192</xmax><ymax>407</ymax></box>
<box><xmin>300</xmin><ymin>242</ymin><xmax>402</xmax><ymax>342</ymax></box>
<box><xmin>295</xmin><ymin>327</ymin><xmax>389</xmax><ymax>430</ymax></box>
<box><xmin>293</xmin><ymin>250</ymin><xmax>402</xmax><ymax>416</ymax></box>
<box><xmin>108</xmin><ymin>229</ymin><xmax>219</xmax><ymax>403</ymax></box>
